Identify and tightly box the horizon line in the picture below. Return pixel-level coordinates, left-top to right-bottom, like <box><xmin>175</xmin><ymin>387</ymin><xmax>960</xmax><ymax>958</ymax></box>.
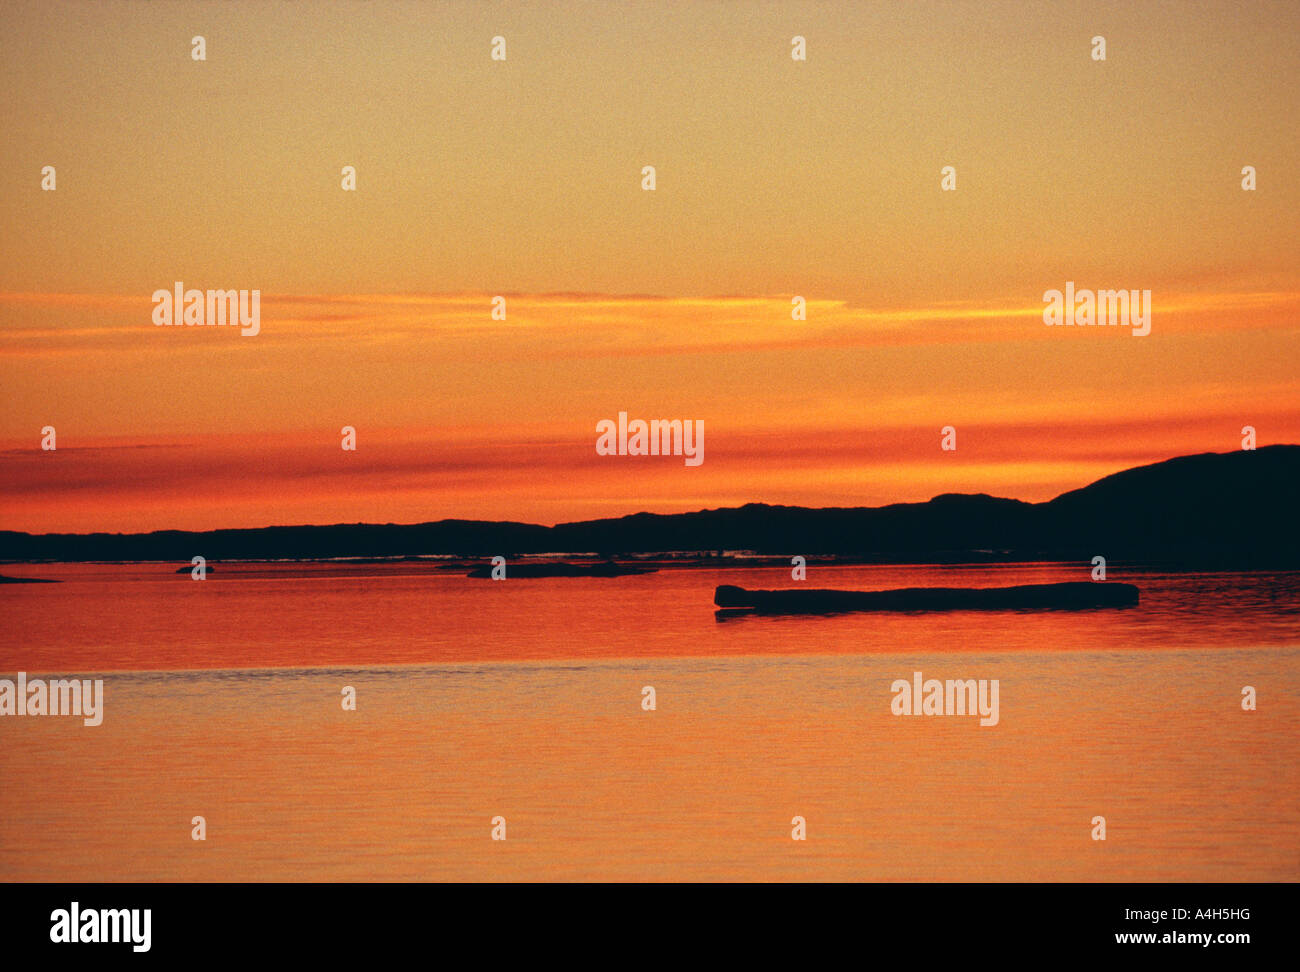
<box><xmin>4</xmin><ymin>445</ymin><xmax>1293</xmax><ymax>540</ymax></box>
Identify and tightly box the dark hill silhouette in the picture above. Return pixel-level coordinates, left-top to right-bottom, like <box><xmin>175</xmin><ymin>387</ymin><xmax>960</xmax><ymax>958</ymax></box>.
<box><xmin>1</xmin><ymin>446</ymin><xmax>1295</xmax><ymax>566</ymax></box>
<box><xmin>546</xmin><ymin>493</ymin><xmax>1038</xmax><ymax>558</ymax></box>
<box><xmin>1038</xmin><ymin>446</ymin><xmax>1297</xmax><ymax>561</ymax></box>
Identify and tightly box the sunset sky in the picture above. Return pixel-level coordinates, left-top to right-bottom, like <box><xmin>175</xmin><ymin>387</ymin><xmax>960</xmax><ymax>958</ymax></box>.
<box><xmin>2</xmin><ymin>0</ymin><xmax>1298</xmax><ymax>533</ymax></box>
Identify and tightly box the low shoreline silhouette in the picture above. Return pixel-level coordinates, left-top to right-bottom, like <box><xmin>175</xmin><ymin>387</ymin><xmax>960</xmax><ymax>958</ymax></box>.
<box><xmin>714</xmin><ymin>581</ymin><xmax>1141</xmax><ymax>616</ymax></box>
<box><xmin>2</xmin><ymin>447</ymin><xmax>1295</xmax><ymax>568</ymax></box>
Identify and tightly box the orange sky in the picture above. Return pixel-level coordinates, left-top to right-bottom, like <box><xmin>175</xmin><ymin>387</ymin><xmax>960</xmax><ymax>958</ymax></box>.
<box><xmin>1</xmin><ymin>0</ymin><xmax>1298</xmax><ymax>533</ymax></box>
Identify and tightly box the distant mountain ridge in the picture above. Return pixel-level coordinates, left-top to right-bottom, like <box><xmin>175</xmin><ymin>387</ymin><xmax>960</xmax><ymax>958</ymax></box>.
<box><xmin>2</xmin><ymin>446</ymin><xmax>1297</xmax><ymax>566</ymax></box>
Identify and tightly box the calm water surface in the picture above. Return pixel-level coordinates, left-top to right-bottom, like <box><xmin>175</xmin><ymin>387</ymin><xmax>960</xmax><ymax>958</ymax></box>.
<box><xmin>1</xmin><ymin>562</ymin><xmax>1297</xmax><ymax>880</ymax></box>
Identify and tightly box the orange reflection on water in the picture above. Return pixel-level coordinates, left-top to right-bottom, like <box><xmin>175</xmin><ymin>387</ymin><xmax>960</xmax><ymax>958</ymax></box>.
<box><xmin>1</xmin><ymin>563</ymin><xmax>1296</xmax><ymax>880</ymax></box>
